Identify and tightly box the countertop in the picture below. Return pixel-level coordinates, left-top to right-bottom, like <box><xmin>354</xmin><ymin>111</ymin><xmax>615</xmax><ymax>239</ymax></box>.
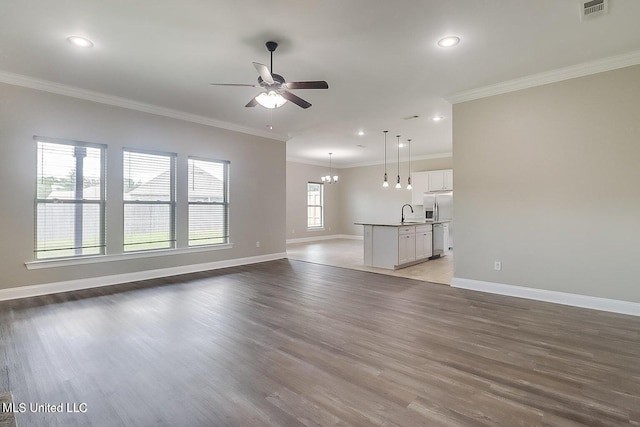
<box><xmin>354</xmin><ymin>220</ymin><xmax>450</xmax><ymax>227</ymax></box>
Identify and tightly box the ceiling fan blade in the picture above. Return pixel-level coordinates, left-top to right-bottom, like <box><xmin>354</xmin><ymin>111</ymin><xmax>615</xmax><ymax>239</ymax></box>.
<box><xmin>245</xmin><ymin>96</ymin><xmax>258</xmax><ymax>107</ymax></box>
<box><xmin>281</xmin><ymin>91</ymin><xmax>312</xmax><ymax>109</ymax></box>
<box><xmin>252</xmin><ymin>62</ymin><xmax>274</xmax><ymax>84</ymax></box>
<box><xmin>284</xmin><ymin>81</ymin><xmax>329</xmax><ymax>90</ymax></box>
<box><xmin>209</xmin><ymin>83</ymin><xmax>259</xmax><ymax>87</ymax></box>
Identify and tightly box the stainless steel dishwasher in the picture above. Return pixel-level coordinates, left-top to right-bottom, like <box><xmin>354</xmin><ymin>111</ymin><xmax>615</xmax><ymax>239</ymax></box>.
<box><xmin>432</xmin><ymin>222</ymin><xmax>449</xmax><ymax>258</ymax></box>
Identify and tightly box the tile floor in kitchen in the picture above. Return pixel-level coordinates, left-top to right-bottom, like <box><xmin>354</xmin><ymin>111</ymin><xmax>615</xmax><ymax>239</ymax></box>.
<box><xmin>286</xmin><ymin>238</ymin><xmax>453</xmax><ymax>285</ymax></box>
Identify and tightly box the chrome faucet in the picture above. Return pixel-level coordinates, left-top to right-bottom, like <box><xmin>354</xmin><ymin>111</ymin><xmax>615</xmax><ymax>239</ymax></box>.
<box><xmin>401</xmin><ymin>204</ymin><xmax>414</xmax><ymax>223</ymax></box>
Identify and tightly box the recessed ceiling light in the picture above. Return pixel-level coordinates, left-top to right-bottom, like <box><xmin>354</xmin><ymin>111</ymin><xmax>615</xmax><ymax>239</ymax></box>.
<box><xmin>437</xmin><ymin>36</ymin><xmax>460</xmax><ymax>48</ymax></box>
<box><xmin>67</xmin><ymin>36</ymin><xmax>94</xmax><ymax>48</ymax></box>
<box><xmin>357</xmin><ymin>130</ymin><xmax>365</xmax><ymax>136</ymax></box>
<box><xmin>432</xmin><ymin>116</ymin><xmax>444</xmax><ymax>122</ymax></box>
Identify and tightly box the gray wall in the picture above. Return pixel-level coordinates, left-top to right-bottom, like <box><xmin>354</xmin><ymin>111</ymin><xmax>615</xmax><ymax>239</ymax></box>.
<box><xmin>337</xmin><ymin>157</ymin><xmax>453</xmax><ymax>236</ymax></box>
<box><xmin>0</xmin><ymin>83</ymin><xmax>286</xmax><ymax>290</ymax></box>
<box><xmin>286</xmin><ymin>161</ymin><xmax>340</xmax><ymax>240</ymax></box>
<box><xmin>453</xmin><ymin>65</ymin><xmax>640</xmax><ymax>302</ymax></box>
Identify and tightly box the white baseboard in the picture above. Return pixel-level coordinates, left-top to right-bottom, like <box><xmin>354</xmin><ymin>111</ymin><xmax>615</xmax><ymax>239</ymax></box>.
<box><xmin>451</xmin><ymin>277</ymin><xmax>640</xmax><ymax>317</ymax></box>
<box><xmin>286</xmin><ymin>234</ymin><xmax>362</xmax><ymax>244</ymax></box>
<box><xmin>337</xmin><ymin>234</ymin><xmax>363</xmax><ymax>240</ymax></box>
<box><xmin>0</xmin><ymin>252</ymin><xmax>287</xmax><ymax>302</ymax></box>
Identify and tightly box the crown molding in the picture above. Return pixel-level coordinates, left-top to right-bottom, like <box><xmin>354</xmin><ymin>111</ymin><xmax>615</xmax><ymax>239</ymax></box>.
<box><xmin>285</xmin><ymin>157</ymin><xmax>333</xmax><ymax>168</ymax></box>
<box><xmin>447</xmin><ymin>50</ymin><xmax>640</xmax><ymax>104</ymax></box>
<box><xmin>287</xmin><ymin>152</ymin><xmax>452</xmax><ymax>169</ymax></box>
<box><xmin>339</xmin><ymin>152</ymin><xmax>453</xmax><ymax>169</ymax></box>
<box><xmin>0</xmin><ymin>70</ymin><xmax>287</xmax><ymax>142</ymax></box>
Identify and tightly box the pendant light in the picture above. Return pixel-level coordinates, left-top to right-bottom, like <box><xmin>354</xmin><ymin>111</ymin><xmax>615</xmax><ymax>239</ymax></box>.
<box><xmin>395</xmin><ymin>135</ymin><xmax>402</xmax><ymax>189</ymax></box>
<box><xmin>406</xmin><ymin>139</ymin><xmax>413</xmax><ymax>190</ymax></box>
<box><xmin>321</xmin><ymin>152</ymin><xmax>338</xmax><ymax>184</ymax></box>
<box><xmin>382</xmin><ymin>131</ymin><xmax>389</xmax><ymax>187</ymax></box>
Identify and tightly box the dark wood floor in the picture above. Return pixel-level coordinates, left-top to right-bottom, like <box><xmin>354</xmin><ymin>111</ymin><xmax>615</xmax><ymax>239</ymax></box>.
<box><xmin>1</xmin><ymin>260</ymin><xmax>639</xmax><ymax>426</ymax></box>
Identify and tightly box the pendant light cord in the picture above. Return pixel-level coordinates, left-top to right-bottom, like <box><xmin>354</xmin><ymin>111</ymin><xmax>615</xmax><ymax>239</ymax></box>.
<box><xmin>396</xmin><ymin>135</ymin><xmax>401</xmax><ymax>179</ymax></box>
<box><xmin>408</xmin><ymin>139</ymin><xmax>411</xmax><ymax>173</ymax></box>
<box><xmin>384</xmin><ymin>131</ymin><xmax>388</xmax><ymax>175</ymax></box>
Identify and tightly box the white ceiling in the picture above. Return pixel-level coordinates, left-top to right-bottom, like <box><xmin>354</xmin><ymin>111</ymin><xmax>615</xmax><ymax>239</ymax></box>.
<box><xmin>1</xmin><ymin>0</ymin><xmax>640</xmax><ymax>167</ymax></box>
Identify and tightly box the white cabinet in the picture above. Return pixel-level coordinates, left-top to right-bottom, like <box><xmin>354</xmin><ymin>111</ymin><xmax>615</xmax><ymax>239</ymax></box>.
<box><xmin>443</xmin><ymin>169</ymin><xmax>453</xmax><ymax>191</ymax></box>
<box><xmin>427</xmin><ymin>169</ymin><xmax>453</xmax><ymax>192</ymax></box>
<box><xmin>410</xmin><ymin>172</ymin><xmax>430</xmax><ymax>205</ymax></box>
<box><xmin>412</xmin><ymin>170</ymin><xmax>453</xmax><ymax>203</ymax></box>
<box><xmin>363</xmin><ymin>225</ymin><xmax>373</xmax><ymax>266</ymax></box>
<box><xmin>398</xmin><ymin>227</ymin><xmax>416</xmax><ymax>265</ymax></box>
<box><xmin>363</xmin><ymin>223</ymin><xmax>433</xmax><ymax>269</ymax></box>
<box><xmin>415</xmin><ymin>225</ymin><xmax>433</xmax><ymax>260</ymax></box>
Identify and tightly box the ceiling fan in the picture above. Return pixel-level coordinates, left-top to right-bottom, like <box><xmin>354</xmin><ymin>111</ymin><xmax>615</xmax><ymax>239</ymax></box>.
<box><xmin>209</xmin><ymin>41</ymin><xmax>328</xmax><ymax>109</ymax></box>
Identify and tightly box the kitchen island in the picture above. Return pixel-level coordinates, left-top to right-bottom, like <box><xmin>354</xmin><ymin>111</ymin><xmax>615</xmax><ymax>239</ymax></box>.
<box><xmin>355</xmin><ymin>222</ymin><xmax>436</xmax><ymax>270</ymax></box>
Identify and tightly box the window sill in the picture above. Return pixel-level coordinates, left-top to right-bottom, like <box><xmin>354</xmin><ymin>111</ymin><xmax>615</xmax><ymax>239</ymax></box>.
<box><xmin>25</xmin><ymin>243</ymin><xmax>233</xmax><ymax>270</ymax></box>
<box><xmin>307</xmin><ymin>227</ymin><xmax>325</xmax><ymax>232</ymax></box>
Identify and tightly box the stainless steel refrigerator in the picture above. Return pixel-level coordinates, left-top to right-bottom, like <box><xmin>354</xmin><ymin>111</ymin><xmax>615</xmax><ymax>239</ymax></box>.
<box><xmin>423</xmin><ymin>192</ymin><xmax>453</xmax><ymax>222</ymax></box>
<box><xmin>423</xmin><ymin>192</ymin><xmax>453</xmax><ymax>257</ymax></box>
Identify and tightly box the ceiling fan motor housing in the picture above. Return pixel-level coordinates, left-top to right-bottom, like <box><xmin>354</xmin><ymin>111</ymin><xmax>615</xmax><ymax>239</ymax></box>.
<box><xmin>258</xmin><ymin>73</ymin><xmax>285</xmax><ymax>88</ymax></box>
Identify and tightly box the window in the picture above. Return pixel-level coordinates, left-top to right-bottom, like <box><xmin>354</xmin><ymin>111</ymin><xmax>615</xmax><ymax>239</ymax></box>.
<box><xmin>35</xmin><ymin>138</ymin><xmax>105</xmax><ymax>259</ymax></box>
<box><xmin>123</xmin><ymin>149</ymin><xmax>176</xmax><ymax>252</ymax></box>
<box><xmin>188</xmin><ymin>157</ymin><xmax>229</xmax><ymax>246</ymax></box>
<box><xmin>307</xmin><ymin>182</ymin><xmax>324</xmax><ymax>229</ymax></box>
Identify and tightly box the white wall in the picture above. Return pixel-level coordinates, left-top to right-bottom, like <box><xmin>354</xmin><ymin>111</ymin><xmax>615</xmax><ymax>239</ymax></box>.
<box><xmin>337</xmin><ymin>158</ymin><xmax>453</xmax><ymax>236</ymax></box>
<box><xmin>452</xmin><ymin>65</ymin><xmax>640</xmax><ymax>303</ymax></box>
<box><xmin>0</xmin><ymin>83</ymin><xmax>286</xmax><ymax>290</ymax></box>
<box><xmin>286</xmin><ymin>161</ymin><xmax>340</xmax><ymax>240</ymax></box>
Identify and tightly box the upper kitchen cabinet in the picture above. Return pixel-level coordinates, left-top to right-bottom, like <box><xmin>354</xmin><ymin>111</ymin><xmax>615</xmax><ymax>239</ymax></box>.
<box><xmin>411</xmin><ymin>169</ymin><xmax>454</xmax><ymax>204</ymax></box>
<box><xmin>428</xmin><ymin>169</ymin><xmax>453</xmax><ymax>192</ymax></box>
<box><xmin>410</xmin><ymin>172</ymin><xmax>430</xmax><ymax>205</ymax></box>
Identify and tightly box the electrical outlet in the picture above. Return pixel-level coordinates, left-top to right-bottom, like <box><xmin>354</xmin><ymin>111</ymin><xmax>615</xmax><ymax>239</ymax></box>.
<box><xmin>494</xmin><ymin>261</ymin><xmax>502</xmax><ymax>271</ymax></box>
<box><xmin>256</xmin><ymin>241</ymin><xmax>260</xmax><ymax>248</ymax></box>
<box><xmin>292</xmin><ymin>228</ymin><xmax>295</xmax><ymax>234</ymax></box>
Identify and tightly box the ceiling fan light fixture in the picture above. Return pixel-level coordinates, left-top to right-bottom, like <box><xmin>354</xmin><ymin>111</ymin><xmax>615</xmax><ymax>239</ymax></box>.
<box><xmin>210</xmin><ymin>41</ymin><xmax>327</xmax><ymax>109</ymax></box>
<box><xmin>255</xmin><ymin>91</ymin><xmax>287</xmax><ymax>109</ymax></box>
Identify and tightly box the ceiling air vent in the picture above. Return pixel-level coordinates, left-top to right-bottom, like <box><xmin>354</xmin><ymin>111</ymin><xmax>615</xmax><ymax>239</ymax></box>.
<box><xmin>580</xmin><ymin>0</ymin><xmax>608</xmax><ymax>21</ymax></box>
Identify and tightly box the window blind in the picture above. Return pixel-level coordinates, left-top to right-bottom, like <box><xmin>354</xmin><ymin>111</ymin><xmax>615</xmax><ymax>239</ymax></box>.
<box><xmin>123</xmin><ymin>150</ymin><xmax>176</xmax><ymax>251</ymax></box>
<box><xmin>35</xmin><ymin>138</ymin><xmax>105</xmax><ymax>259</ymax></box>
<box><xmin>188</xmin><ymin>158</ymin><xmax>229</xmax><ymax>246</ymax></box>
<box><xmin>307</xmin><ymin>182</ymin><xmax>323</xmax><ymax>228</ymax></box>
